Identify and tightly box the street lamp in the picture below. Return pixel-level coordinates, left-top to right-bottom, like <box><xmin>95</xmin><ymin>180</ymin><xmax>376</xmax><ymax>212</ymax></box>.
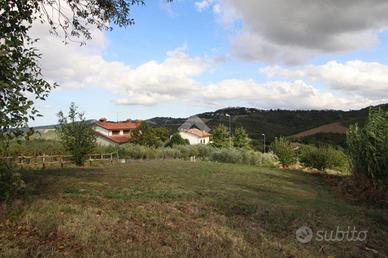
<box><xmin>262</xmin><ymin>133</ymin><xmax>266</xmax><ymax>153</ymax></box>
<box><xmin>226</xmin><ymin>113</ymin><xmax>232</xmax><ymax>148</ymax></box>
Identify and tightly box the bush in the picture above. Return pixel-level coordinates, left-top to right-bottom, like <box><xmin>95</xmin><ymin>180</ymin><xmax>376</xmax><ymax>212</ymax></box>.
<box><xmin>0</xmin><ymin>162</ymin><xmax>26</xmax><ymax>201</ymax></box>
<box><xmin>271</xmin><ymin>137</ymin><xmax>297</xmax><ymax>165</ymax></box>
<box><xmin>241</xmin><ymin>150</ymin><xmax>260</xmax><ymax>165</ymax></box>
<box><xmin>211</xmin><ymin>148</ymin><xmax>243</xmax><ymax>163</ymax></box>
<box><xmin>299</xmin><ymin>145</ymin><xmax>348</xmax><ymax>172</ymax></box>
<box><xmin>1</xmin><ymin>139</ymin><xmax>65</xmax><ymax>156</ymax></box>
<box><xmin>193</xmin><ymin>145</ymin><xmax>214</xmax><ymax>159</ymax></box>
<box><xmin>261</xmin><ymin>153</ymin><xmax>279</xmax><ymax>167</ymax></box>
<box><xmin>347</xmin><ymin>108</ymin><xmax>388</xmax><ymax>184</ymax></box>
<box><xmin>166</xmin><ymin>133</ymin><xmax>189</xmax><ymax>147</ymax></box>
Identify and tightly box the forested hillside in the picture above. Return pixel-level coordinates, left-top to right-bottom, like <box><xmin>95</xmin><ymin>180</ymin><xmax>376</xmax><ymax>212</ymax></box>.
<box><xmin>147</xmin><ymin>104</ymin><xmax>387</xmax><ymax>147</ymax></box>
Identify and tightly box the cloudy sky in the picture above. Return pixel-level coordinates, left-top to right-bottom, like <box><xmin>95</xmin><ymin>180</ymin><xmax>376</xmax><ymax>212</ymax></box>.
<box><xmin>31</xmin><ymin>0</ymin><xmax>388</xmax><ymax>125</ymax></box>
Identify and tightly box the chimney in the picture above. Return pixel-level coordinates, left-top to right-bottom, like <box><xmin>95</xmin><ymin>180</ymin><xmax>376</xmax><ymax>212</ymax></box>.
<box><xmin>99</xmin><ymin>117</ymin><xmax>107</xmax><ymax>122</ymax></box>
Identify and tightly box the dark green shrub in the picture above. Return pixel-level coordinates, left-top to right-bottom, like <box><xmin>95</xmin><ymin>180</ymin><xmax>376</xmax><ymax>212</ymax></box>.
<box><xmin>299</xmin><ymin>145</ymin><xmax>348</xmax><ymax>171</ymax></box>
<box><xmin>166</xmin><ymin>133</ymin><xmax>189</xmax><ymax>147</ymax></box>
<box><xmin>347</xmin><ymin>108</ymin><xmax>388</xmax><ymax>184</ymax></box>
<box><xmin>233</xmin><ymin>127</ymin><xmax>251</xmax><ymax>149</ymax></box>
<box><xmin>271</xmin><ymin>137</ymin><xmax>297</xmax><ymax>165</ymax></box>
<box><xmin>212</xmin><ymin>125</ymin><xmax>230</xmax><ymax>148</ymax></box>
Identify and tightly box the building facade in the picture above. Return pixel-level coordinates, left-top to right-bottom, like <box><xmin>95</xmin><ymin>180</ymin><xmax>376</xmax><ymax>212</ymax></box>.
<box><xmin>94</xmin><ymin>118</ymin><xmax>141</xmax><ymax>146</ymax></box>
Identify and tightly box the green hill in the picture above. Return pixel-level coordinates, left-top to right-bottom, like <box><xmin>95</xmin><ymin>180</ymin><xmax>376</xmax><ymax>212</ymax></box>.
<box><xmin>147</xmin><ymin>104</ymin><xmax>388</xmax><ymax>148</ymax></box>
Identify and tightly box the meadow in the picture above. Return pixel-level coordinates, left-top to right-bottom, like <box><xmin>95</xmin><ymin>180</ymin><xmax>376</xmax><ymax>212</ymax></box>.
<box><xmin>1</xmin><ymin>160</ymin><xmax>387</xmax><ymax>257</ymax></box>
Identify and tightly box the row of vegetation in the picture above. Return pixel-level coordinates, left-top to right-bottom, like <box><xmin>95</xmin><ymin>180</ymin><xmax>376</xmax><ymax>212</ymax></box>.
<box><xmin>271</xmin><ymin>108</ymin><xmax>388</xmax><ymax>188</ymax></box>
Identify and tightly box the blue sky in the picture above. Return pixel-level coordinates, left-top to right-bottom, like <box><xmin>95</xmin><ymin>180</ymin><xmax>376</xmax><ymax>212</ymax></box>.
<box><xmin>31</xmin><ymin>0</ymin><xmax>388</xmax><ymax>126</ymax></box>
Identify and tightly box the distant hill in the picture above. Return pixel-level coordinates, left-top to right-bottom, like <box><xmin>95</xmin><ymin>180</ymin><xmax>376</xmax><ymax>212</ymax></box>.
<box><xmin>147</xmin><ymin>104</ymin><xmax>388</xmax><ymax>147</ymax></box>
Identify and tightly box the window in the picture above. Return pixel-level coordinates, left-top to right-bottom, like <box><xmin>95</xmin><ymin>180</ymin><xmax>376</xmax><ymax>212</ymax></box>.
<box><xmin>112</xmin><ymin>130</ymin><xmax>120</xmax><ymax>135</ymax></box>
<box><xmin>123</xmin><ymin>130</ymin><xmax>130</xmax><ymax>134</ymax></box>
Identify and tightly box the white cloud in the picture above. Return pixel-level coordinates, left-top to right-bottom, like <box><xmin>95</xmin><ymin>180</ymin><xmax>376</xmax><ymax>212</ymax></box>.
<box><xmin>209</xmin><ymin>0</ymin><xmax>388</xmax><ymax>64</ymax></box>
<box><xmin>201</xmin><ymin>79</ymin><xmax>383</xmax><ymax>110</ymax></box>
<box><xmin>260</xmin><ymin>61</ymin><xmax>388</xmax><ymax>98</ymax></box>
<box><xmin>195</xmin><ymin>0</ymin><xmax>214</xmax><ymax>12</ymax></box>
<box><xmin>30</xmin><ymin>16</ymin><xmax>387</xmax><ymax>111</ymax></box>
<box><xmin>31</xmin><ymin>20</ymin><xmax>207</xmax><ymax>106</ymax></box>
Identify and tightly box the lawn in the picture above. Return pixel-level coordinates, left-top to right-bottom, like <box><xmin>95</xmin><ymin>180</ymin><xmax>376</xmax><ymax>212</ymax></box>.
<box><xmin>0</xmin><ymin>160</ymin><xmax>387</xmax><ymax>257</ymax></box>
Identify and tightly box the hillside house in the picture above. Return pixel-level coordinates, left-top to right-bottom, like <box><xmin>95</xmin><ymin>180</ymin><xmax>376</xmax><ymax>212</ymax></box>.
<box><xmin>178</xmin><ymin>116</ymin><xmax>211</xmax><ymax>145</ymax></box>
<box><xmin>94</xmin><ymin>118</ymin><xmax>141</xmax><ymax>146</ymax></box>
<box><xmin>179</xmin><ymin>128</ymin><xmax>211</xmax><ymax>145</ymax></box>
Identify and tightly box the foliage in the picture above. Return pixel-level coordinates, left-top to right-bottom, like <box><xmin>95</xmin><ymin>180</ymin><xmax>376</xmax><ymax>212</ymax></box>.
<box><xmin>271</xmin><ymin>137</ymin><xmax>296</xmax><ymax>165</ymax></box>
<box><xmin>0</xmin><ymin>162</ymin><xmax>25</xmax><ymax>201</ymax></box>
<box><xmin>114</xmin><ymin>144</ymin><xmax>276</xmax><ymax>167</ymax></box>
<box><xmin>233</xmin><ymin>127</ymin><xmax>251</xmax><ymax>149</ymax></box>
<box><xmin>211</xmin><ymin>148</ymin><xmax>243</xmax><ymax>164</ymax></box>
<box><xmin>56</xmin><ymin>103</ymin><xmax>96</xmax><ymax>166</ymax></box>
<box><xmin>0</xmin><ymin>139</ymin><xmax>66</xmax><ymax>156</ymax></box>
<box><xmin>346</xmin><ymin>108</ymin><xmax>388</xmax><ymax>184</ymax></box>
<box><xmin>299</xmin><ymin>145</ymin><xmax>349</xmax><ymax>172</ymax></box>
<box><xmin>211</xmin><ymin>124</ymin><xmax>230</xmax><ymax>148</ymax></box>
<box><xmin>131</xmin><ymin>122</ymin><xmax>169</xmax><ymax>147</ymax></box>
<box><xmin>166</xmin><ymin>133</ymin><xmax>189</xmax><ymax>147</ymax></box>
<box><xmin>0</xmin><ymin>1</ymin><xmax>53</xmax><ymax>140</ymax></box>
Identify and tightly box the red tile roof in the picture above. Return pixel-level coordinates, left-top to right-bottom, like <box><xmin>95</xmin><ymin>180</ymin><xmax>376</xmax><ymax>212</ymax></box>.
<box><xmin>96</xmin><ymin>118</ymin><xmax>141</xmax><ymax>130</ymax></box>
<box><xmin>96</xmin><ymin>131</ymin><xmax>130</xmax><ymax>144</ymax></box>
<box><xmin>182</xmin><ymin>128</ymin><xmax>211</xmax><ymax>138</ymax></box>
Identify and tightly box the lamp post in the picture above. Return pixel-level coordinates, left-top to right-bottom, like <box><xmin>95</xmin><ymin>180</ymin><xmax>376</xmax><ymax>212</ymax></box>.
<box><xmin>226</xmin><ymin>113</ymin><xmax>232</xmax><ymax>148</ymax></box>
<box><xmin>262</xmin><ymin>133</ymin><xmax>266</xmax><ymax>153</ymax></box>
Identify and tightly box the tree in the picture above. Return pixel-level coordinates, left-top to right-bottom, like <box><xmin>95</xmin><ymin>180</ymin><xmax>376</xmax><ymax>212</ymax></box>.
<box><xmin>56</xmin><ymin>103</ymin><xmax>96</xmax><ymax>166</ymax></box>
<box><xmin>1</xmin><ymin>0</ymin><xmax>171</xmax><ymax>140</ymax></box>
<box><xmin>347</xmin><ymin>108</ymin><xmax>388</xmax><ymax>185</ymax></box>
<box><xmin>131</xmin><ymin>122</ymin><xmax>169</xmax><ymax>147</ymax></box>
<box><xmin>271</xmin><ymin>137</ymin><xmax>296</xmax><ymax>166</ymax></box>
<box><xmin>1</xmin><ymin>1</ymin><xmax>53</xmax><ymax>140</ymax></box>
<box><xmin>212</xmin><ymin>124</ymin><xmax>229</xmax><ymax>148</ymax></box>
<box><xmin>233</xmin><ymin>127</ymin><xmax>250</xmax><ymax>149</ymax></box>
<box><xmin>166</xmin><ymin>133</ymin><xmax>189</xmax><ymax>147</ymax></box>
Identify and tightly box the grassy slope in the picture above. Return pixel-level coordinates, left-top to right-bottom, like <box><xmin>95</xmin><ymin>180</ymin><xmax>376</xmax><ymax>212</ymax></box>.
<box><xmin>1</xmin><ymin>160</ymin><xmax>387</xmax><ymax>257</ymax></box>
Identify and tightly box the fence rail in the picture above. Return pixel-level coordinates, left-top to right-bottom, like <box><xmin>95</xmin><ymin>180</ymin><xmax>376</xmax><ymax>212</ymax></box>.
<box><xmin>0</xmin><ymin>152</ymin><xmax>119</xmax><ymax>168</ymax></box>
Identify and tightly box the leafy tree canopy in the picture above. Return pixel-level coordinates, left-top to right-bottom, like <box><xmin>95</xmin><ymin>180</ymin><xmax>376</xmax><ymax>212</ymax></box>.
<box><xmin>131</xmin><ymin>122</ymin><xmax>169</xmax><ymax>147</ymax></box>
<box><xmin>233</xmin><ymin>127</ymin><xmax>250</xmax><ymax>149</ymax></box>
<box><xmin>211</xmin><ymin>124</ymin><xmax>230</xmax><ymax>148</ymax></box>
<box><xmin>271</xmin><ymin>136</ymin><xmax>296</xmax><ymax>165</ymax></box>
<box><xmin>56</xmin><ymin>102</ymin><xmax>96</xmax><ymax>166</ymax></box>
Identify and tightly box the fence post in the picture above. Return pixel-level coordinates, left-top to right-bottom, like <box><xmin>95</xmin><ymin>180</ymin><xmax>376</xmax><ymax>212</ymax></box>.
<box><xmin>42</xmin><ymin>154</ymin><xmax>46</xmax><ymax>169</ymax></box>
<box><xmin>60</xmin><ymin>156</ymin><xmax>64</xmax><ymax>168</ymax></box>
<box><xmin>89</xmin><ymin>155</ymin><xmax>92</xmax><ymax>167</ymax></box>
<box><xmin>110</xmin><ymin>153</ymin><xmax>113</xmax><ymax>165</ymax></box>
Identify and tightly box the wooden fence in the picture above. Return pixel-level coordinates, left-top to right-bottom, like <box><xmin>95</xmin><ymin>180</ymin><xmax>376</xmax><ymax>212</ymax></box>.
<box><xmin>0</xmin><ymin>152</ymin><xmax>119</xmax><ymax>168</ymax></box>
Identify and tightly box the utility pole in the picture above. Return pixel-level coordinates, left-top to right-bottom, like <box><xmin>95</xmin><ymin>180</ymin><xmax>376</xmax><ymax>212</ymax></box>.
<box><xmin>226</xmin><ymin>113</ymin><xmax>232</xmax><ymax>148</ymax></box>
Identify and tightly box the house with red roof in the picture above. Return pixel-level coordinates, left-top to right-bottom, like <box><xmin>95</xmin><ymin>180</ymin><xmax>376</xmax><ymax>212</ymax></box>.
<box><xmin>178</xmin><ymin>116</ymin><xmax>211</xmax><ymax>145</ymax></box>
<box><xmin>94</xmin><ymin>117</ymin><xmax>141</xmax><ymax>146</ymax></box>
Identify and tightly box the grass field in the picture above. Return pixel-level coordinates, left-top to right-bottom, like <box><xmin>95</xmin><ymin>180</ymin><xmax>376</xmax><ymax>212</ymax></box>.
<box><xmin>0</xmin><ymin>160</ymin><xmax>387</xmax><ymax>257</ymax></box>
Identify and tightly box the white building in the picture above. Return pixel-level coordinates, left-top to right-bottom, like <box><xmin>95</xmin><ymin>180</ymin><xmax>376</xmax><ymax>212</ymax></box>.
<box><xmin>179</xmin><ymin>128</ymin><xmax>211</xmax><ymax>145</ymax></box>
<box><xmin>94</xmin><ymin>117</ymin><xmax>141</xmax><ymax>146</ymax></box>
